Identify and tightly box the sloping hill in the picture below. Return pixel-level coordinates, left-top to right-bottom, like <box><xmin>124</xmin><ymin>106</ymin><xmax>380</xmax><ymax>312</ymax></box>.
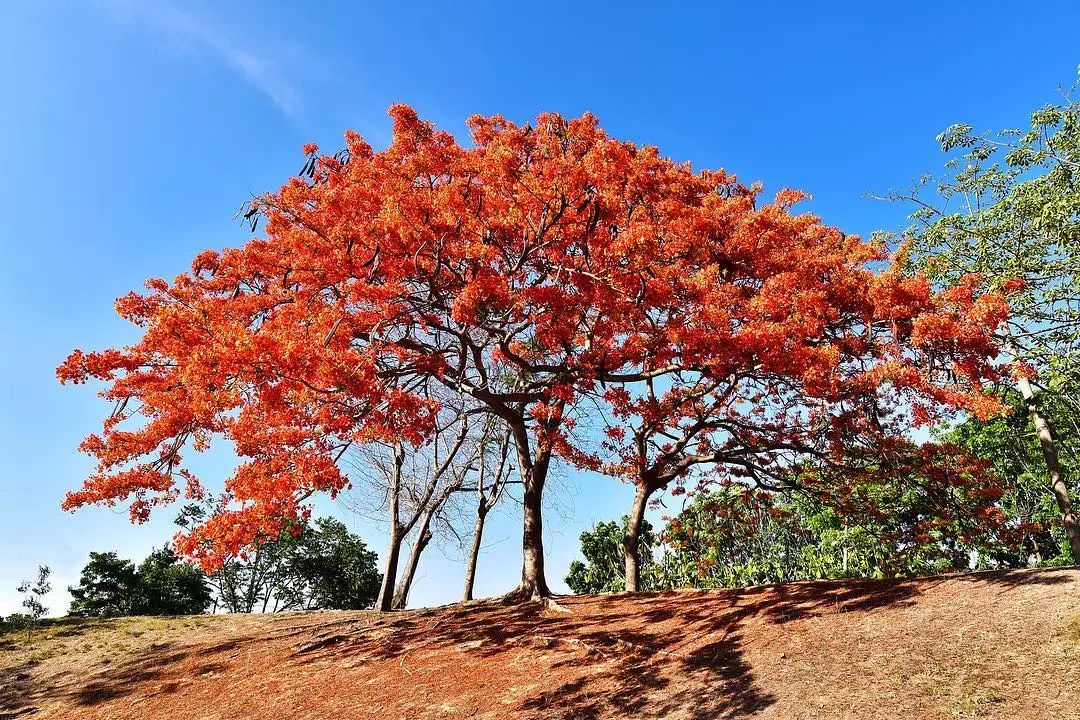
<box><xmin>2</xmin><ymin>567</ymin><xmax>1078</xmax><ymax>719</ymax></box>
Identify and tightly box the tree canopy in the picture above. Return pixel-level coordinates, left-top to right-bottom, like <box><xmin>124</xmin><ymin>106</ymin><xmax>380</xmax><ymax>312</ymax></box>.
<box><xmin>893</xmin><ymin>76</ymin><xmax>1080</xmax><ymax>560</ymax></box>
<box><xmin>68</xmin><ymin>548</ymin><xmax>211</xmax><ymax>617</ymax></box>
<box><xmin>59</xmin><ymin>105</ymin><xmax>1014</xmax><ymax>600</ymax></box>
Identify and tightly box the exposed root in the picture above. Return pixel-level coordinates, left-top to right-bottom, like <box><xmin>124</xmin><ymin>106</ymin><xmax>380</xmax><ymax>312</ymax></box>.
<box><xmin>494</xmin><ymin>586</ymin><xmax>574</xmax><ymax>614</ymax></box>
<box><xmin>539</xmin><ymin>596</ymin><xmax>573</xmax><ymax>614</ymax></box>
<box><xmin>524</xmin><ymin>635</ymin><xmax>610</xmax><ymax>658</ymax></box>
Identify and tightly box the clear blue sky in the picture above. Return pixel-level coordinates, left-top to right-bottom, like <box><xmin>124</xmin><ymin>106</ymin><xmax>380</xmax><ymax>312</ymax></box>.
<box><xmin>1</xmin><ymin>0</ymin><xmax>1077</xmax><ymax>616</ymax></box>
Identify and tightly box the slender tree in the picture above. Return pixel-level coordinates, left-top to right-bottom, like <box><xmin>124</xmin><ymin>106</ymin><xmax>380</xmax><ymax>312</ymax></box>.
<box><xmin>15</xmin><ymin>566</ymin><xmax>52</xmax><ymax>644</ymax></box>
<box><xmin>346</xmin><ymin>394</ymin><xmax>478</xmax><ymax>610</ymax></box>
<box><xmin>462</xmin><ymin>420</ymin><xmax>516</xmax><ymax>601</ymax></box>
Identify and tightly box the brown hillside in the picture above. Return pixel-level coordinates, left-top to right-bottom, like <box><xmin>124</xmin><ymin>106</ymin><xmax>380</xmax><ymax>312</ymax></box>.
<box><xmin>3</xmin><ymin>567</ymin><xmax>1078</xmax><ymax>719</ymax></box>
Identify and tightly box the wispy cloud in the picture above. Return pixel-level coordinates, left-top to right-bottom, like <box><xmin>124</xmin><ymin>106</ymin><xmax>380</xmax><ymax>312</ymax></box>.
<box><xmin>96</xmin><ymin>0</ymin><xmax>301</xmax><ymax>118</ymax></box>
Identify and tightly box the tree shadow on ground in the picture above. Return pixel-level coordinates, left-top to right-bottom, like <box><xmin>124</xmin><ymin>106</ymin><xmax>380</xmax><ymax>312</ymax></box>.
<box><xmin>0</xmin><ymin>628</ymin><xmax>312</xmax><ymax>717</ymax></box>
<box><xmin>71</xmin><ymin>640</ymin><xmax>239</xmax><ymax>706</ymax></box>
<box><xmin>288</xmin><ymin>567</ymin><xmax>1074</xmax><ymax>719</ymax></box>
<box><xmin>6</xmin><ymin>567</ymin><xmax>1072</xmax><ymax>719</ymax></box>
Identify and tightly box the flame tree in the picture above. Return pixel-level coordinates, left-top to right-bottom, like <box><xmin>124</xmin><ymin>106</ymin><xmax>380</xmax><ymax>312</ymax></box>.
<box><xmin>60</xmin><ymin>106</ymin><xmax>1011</xmax><ymax>601</ymax></box>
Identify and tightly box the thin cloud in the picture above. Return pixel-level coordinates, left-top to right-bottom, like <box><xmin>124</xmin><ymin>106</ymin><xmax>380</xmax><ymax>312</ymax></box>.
<box><xmin>96</xmin><ymin>0</ymin><xmax>301</xmax><ymax>118</ymax></box>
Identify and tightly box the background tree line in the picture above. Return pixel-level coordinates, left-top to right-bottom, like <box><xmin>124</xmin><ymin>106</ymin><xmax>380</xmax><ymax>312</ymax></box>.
<box><xmin>2</xmin><ymin>516</ymin><xmax>381</xmax><ymax>620</ymax></box>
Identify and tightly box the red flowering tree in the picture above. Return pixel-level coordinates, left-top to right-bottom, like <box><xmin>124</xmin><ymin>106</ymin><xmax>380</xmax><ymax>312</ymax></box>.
<box><xmin>60</xmin><ymin>105</ymin><xmax>1010</xmax><ymax>602</ymax></box>
<box><xmin>581</xmin><ymin>256</ymin><xmax>1013</xmax><ymax>590</ymax></box>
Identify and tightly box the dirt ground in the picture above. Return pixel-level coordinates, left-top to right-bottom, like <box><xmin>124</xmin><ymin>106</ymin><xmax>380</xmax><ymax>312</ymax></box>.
<box><xmin>2</xmin><ymin>567</ymin><xmax>1078</xmax><ymax>719</ymax></box>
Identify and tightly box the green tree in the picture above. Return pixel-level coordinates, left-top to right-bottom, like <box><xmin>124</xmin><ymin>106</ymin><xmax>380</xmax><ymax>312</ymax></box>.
<box><xmin>14</xmin><ymin>566</ymin><xmax>51</xmax><ymax>643</ymax></box>
<box><xmin>68</xmin><ymin>548</ymin><xmax>211</xmax><ymax>617</ymax></box>
<box><xmin>281</xmin><ymin>518</ymin><xmax>382</xmax><ymax>610</ymax></box>
<box><xmin>565</xmin><ymin>517</ymin><xmax>658</xmax><ymax>594</ymax></box>
<box><xmin>886</xmin><ymin>71</ymin><xmax>1080</xmax><ymax>560</ymax></box>
<box><xmin>660</xmin><ymin>490</ymin><xmax>970</xmax><ymax>589</ymax></box>
<box><xmin>68</xmin><ymin>552</ymin><xmax>138</xmax><ymax>617</ymax></box>
<box><xmin>135</xmin><ymin>547</ymin><xmax>213</xmax><ymax>615</ymax></box>
<box><xmin>177</xmin><ymin>503</ymin><xmax>382</xmax><ymax>612</ymax></box>
<box><xmin>942</xmin><ymin>392</ymin><xmax>1076</xmax><ymax>566</ymax></box>
<box><xmin>567</xmin><ymin>475</ymin><xmax>1004</xmax><ymax>595</ymax></box>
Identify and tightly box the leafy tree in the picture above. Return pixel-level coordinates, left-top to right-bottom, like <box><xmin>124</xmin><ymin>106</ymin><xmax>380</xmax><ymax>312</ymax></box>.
<box><xmin>280</xmin><ymin>518</ymin><xmax>381</xmax><ymax>610</ymax></box>
<box><xmin>658</xmin><ymin>488</ymin><xmax>974</xmax><ymax>589</ymax></box>
<box><xmin>135</xmin><ymin>547</ymin><xmax>213</xmax><ymax>615</ymax></box>
<box><xmin>887</xmin><ymin>72</ymin><xmax>1080</xmax><ymax>560</ymax></box>
<box><xmin>569</xmin><ymin>468</ymin><xmax>1017</xmax><ymax>596</ymax></box>
<box><xmin>15</xmin><ymin>566</ymin><xmax>51</xmax><ymax>642</ymax></box>
<box><xmin>68</xmin><ymin>552</ymin><xmax>139</xmax><ymax>617</ymax></box>
<box><xmin>566</xmin><ymin>517</ymin><xmax>658</xmax><ymax>594</ymax></box>
<box><xmin>60</xmin><ymin>105</ymin><xmax>1010</xmax><ymax>604</ymax></box>
<box><xmin>942</xmin><ymin>391</ymin><xmax>1077</xmax><ymax>566</ymax></box>
<box><xmin>177</xmin><ymin>504</ymin><xmax>381</xmax><ymax>612</ymax></box>
<box><xmin>68</xmin><ymin>548</ymin><xmax>211</xmax><ymax>617</ymax></box>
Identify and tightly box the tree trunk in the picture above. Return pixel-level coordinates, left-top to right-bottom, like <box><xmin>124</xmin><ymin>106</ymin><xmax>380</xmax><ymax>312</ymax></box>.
<box><xmin>462</xmin><ymin>506</ymin><xmax>488</xmax><ymax>602</ymax></box>
<box><xmin>518</xmin><ymin>469</ymin><xmax>550</xmax><ymax>599</ymax></box>
<box><xmin>1017</xmin><ymin>377</ymin><xmax>1080</xmax><ymax>563</ymax></box>
<box><xmin>393</xmin><ymin>517</ymin><xmax>433</xmax><ymax>609</ymax></box>
<box><xmin>376</xmin><ymin>530</ymin><xmax>402</xmax><ymax>612</ymax></box>
<box><xmin>506</xmin><ymin>413</ymin><xmax>553</xmax><ymax>601</ymax></box>
<box><xmin>623</xmin><ymin>482</ymin><xmax>651</xmax><ymax>593</ymax></box>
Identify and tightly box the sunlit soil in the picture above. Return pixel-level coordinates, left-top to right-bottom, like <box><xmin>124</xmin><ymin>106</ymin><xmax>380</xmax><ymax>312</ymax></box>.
<box><xmin>2</xmin><ymin>567</ymin><xmax>1077</xmax><ymax>719</ymax></box>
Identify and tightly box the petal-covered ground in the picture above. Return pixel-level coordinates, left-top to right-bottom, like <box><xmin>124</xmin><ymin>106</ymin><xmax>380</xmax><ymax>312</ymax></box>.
<box><xmin>3</xmin><ymin>567</ymin><xmax>1078</xmax><ymax>719</ymax></box>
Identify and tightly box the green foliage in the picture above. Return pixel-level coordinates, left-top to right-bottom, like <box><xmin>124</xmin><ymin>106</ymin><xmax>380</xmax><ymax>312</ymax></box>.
<box><xmin>896</xmin><ymin>71</ymin><xmax>1080</xmax><ymax>564</ymax></box>
<box><xmin>910</xmin><ymin>77</ymin><xmax>1080</xmax><ymax>345</ymax></box>
<box><xmin>68</xmin><ymin>548</ymin><xmax>211</xmax><ymax>617</ymax></box>
<box><xmin>178</xmin><ymin>504</ymin><xmax>381</xmax><ymax>612</ymax></box>
<box><xmin>941</xmin><ymin>392</ymin><xmax>1077</xmax><ymax>566</ymax></box>
<box><xmin>136</xmin><ymin>547</ymin><xmax>214</xmax><ymax>615</ymax></box>
<box><xmin>0</xmin><ymin>613</ymin><xmax>31</xmax><ymax>634</ymax></box>
<box><xmin>278</xmin><ymin>517</ymin><xmax>382</xmax><ymax>611</ymax></box>
<box><xmin>68</xmin><ymin>552</ymin><xmax>139</xmax><ymax>617</ymax></box>
<box><xmin>567</xmin><ymin>485</ymin><xmax>987</xmax><ymax>595</ymax></box>
<box><xmin>659</xmin><ymin>490</ymin><xmax>969</xmax><ymax>590</ymax></box>
<box><xmin>565</xmin><ymin>517</ymin><xmax>657</xmax><ymax>594</ymax></box>
<box><xmin>901</xmin><ymin>72</ymin><xmax>1080</xmax><ymax>413</ymax></box>
<box><xmin>15</xmin><ymin>566</ymin><xmax>51</xmax><ymax>642</ymax></box>
<box><xmin>18</xmin><ymin>565</ymin><xmax>51</xmax><ymax>619</ymax></box>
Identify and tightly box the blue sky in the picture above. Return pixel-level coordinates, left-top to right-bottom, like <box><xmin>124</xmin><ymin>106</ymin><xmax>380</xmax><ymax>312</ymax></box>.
<box><xmin>1</xmin><ymin>0</ymin><xmax>1077</xmax><ymax>616</ymax></box>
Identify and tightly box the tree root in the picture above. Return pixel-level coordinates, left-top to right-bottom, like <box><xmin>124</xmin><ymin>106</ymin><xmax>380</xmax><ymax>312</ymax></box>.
<box><xmin>539</xmin><ymin>595</ymin><xmax>573</xmax><ymax>614</ymax></box>
<box><xmin>494</xmin><ymin>586</ymin><xmax>574</xmax><ymax>614</ymax></box>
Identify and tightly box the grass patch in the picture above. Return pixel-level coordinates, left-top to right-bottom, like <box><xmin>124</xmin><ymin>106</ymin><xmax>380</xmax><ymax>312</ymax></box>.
<box><xmin>1064</xmin><ymin>613</ymin><xmax>1080</xmax><ymax>644</ymax></box>
<box><xmin>954</xmin><ymin>688</ymin><xmax>1007</xmax><ymax>718</ymax></box>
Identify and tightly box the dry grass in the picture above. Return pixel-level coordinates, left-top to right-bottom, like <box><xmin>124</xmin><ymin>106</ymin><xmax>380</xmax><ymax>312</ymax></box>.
<box><xmin>2</xmin><ymin>567</ymin><xmax>1077</xmax><ymax>720</ymax></box>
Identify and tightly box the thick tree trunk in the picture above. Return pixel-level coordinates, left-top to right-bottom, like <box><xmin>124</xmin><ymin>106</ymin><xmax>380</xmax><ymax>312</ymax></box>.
<box><xmin>393</xmin><ymin>512</ymin><xmax>434</xmax><ymax>609</ymax></box>
<box><xmin>504</xmin><ymin>413</ymin><xmax>554</xmax><ymax>602</ymax></box>
<box><xmin>624</xmin><ymin>482</ymin><xmax>651</xmax><ymax>593</ymax></box>
<box><xmin>462</xmin><ymin>507</ymin><xmax>488</xmax><ymax>601</ymax></box>
<box><xmin>1017</xmin><ymin>377</ymin><xmax>1080</xmax><ymax>563</ymax></box>
<box><xmin>518</xmin><ymin>472</ymin><xmax>550</xmax><ymax>599</ymax></box>
<box><xmin>516</xmin><ymin>474</ymin><xmax>548</xmax><ymax>600</ymax></box>
<box><xmin>376</xmin><ymin>530</ymin><xmax>402</xmax><ymax>612</ymax></box>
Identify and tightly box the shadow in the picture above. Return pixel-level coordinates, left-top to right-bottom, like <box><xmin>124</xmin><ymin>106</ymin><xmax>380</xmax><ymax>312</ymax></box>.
<box><xmin>0</xmin><ymin>626</ymin><xmax>313</xmax><ymax>716</ymax></box>
<box><xmin>946</xmin><ymin>565</ymin><xmax>1075</xmax><ymax>592</ymax></box>
<box><xmin>287</xmin><ymin>567</ymin><xmax>1076</xmax><ymax>718</ymax></box>
<box><xmin>5</xmin><ymin>567</ymin><xmax>1072</xmax><ymax>719</ymax></box>
<box><xmin>282</xmin><ymin>586</ymin><xmax>884</xmax><ymax>717</ymax></box>
<box><xmin>0</xmin><ymin>657</ymin><xmax>39</xmax><ymax>717</ymax></box>
<box><xmin>71</xmin><ymin>641</ymin><xmax>236</xmax><ymax>706</ymax></box>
